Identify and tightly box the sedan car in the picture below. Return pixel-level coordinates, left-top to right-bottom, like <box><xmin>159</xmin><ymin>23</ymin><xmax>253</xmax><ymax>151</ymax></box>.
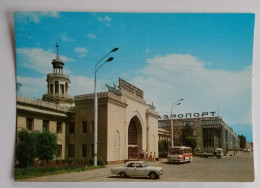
<box><xmin>111</xmin><ymin>161</ymin><xmax>163</xmax><ymax>179</ymax></box>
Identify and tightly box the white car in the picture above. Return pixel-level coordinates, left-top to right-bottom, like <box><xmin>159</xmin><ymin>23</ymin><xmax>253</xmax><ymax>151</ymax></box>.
<box><xmin>111</xmin><ymin>161</ymin><xmax>163</xmax><ymax>179</ymax></box>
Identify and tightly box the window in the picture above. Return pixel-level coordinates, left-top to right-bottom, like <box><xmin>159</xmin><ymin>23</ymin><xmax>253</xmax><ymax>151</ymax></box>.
<box><xmin>69</xmin><ymin>122</ymin><xmax>75</xmax><ymax>134</ymax></box>
<box><xmin>61</xmin><ymin>84</ymin><xmax>65</xmax><ymax>94</ymax></box>
<box><xmin>127</xmin><ymin>163</ymin><xmax>135</xmax><ymax>167</ymax></box>
<box><xmin>82</xmin><ymin>121</ymin><xmax>87</xmax><ymax>133</ymax></box>
<box><xmin>55</xmin><ymin>81</ymin><xmax>59</xmax><ymax>93</ymax></box>
<box><xmin>43</xmin><ymin>120</ymin><xmax>49</xmax><ymax>131</ymax></box>
<box><xmin>91</xmin><ymin>121</ymin><xmax>94</xmax><ymax>133</ymax></box>
<box><xmin>91</xmin><ymin>144</ymin><xmax>94</xmax><ymax>157</ymax></box>
<box><xmin>82</xmin><ymin>144</ymin><xmax>87</xmax><ymax>158</ymax></box>
<box><xmin>68</xmin><ymin>144</ymin><xmax>74</xmax><ymax>158</ymax></box>
<box><xmin>135</xmin><ymin>163</ymin><xmax>143</xmax><ymax>168</ymax></box>
<box><xmin>50</xmin><ymin>84</ymin><xmax>54</xmax><ymax>93</ymax></box>
<box><xmin>57</xmin><ymin>145</ymin><xmax>62</xmax><ymax>157</ymax></box>
<box><xmin>57</xmin><ymin>122</ymin><xmax>62</xmax><ymax>134</ymax></box>
<box><xmin>26</xmin><ymin>118</ymin><xmax>34</xmax><ymax>131</ymax></box>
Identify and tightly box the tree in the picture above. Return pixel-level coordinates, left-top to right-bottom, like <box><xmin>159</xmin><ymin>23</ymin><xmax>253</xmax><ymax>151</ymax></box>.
<box><xmin>238</xmin><ymin>135</ymin><xmax>246</xmax><ymax>149</ymax></box>
<box><xmin>158</xmin><ymin>140</ymin><xmax>169</xmax><ymax>157</ymax></box>
<box><xmin>185</xmin><ymin>136</ymin><xmax>197</xmax><ymax>152</ymax></box>
<box><xmin>16</xmin><ymin>129</ymin><xmax>59</xmax><ymax>168</ymax></box>
<box><xmin>182</xmin><ymin>124</ymin><xmax>197</xmax><ymax>152</ymax></box>
<box><xmin>16</xmin><ymin>129</ymin><xmax>37</xmax><ymax>168</ymax></box>
<box><xmin>35</xmin><ymin>130</ymin><xmax>58</xmax><ymax>161</ymax></box>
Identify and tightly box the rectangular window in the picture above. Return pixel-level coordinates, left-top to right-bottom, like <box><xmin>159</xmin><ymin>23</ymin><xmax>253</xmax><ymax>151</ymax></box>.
<box><xmin>68</xmin><ymin>144</ymin><xmax>74</xmax><ymax>158</ymax></box>
<box><xmin>57</xmin><ymin>144</ymin><xmax>62</xmax><ymax>158</ymax></box>
<box><xmin>82</xmin><ymin>144</ymin><xmax>87</xmax><ymax>158</ymax></box>
<box><xmin>92</xmin><ymin>121</ymin><xmax>94</xmax><ymax>133</ymax></box>
<box><xmin>57</xmin><ymin>122</ymin><xmax>62</xmax><ymax>134</ymax></box>
<box><xmin>43</xmin><ymin>120</ymin><xmax>49</xmax><ymax>131</ymax></box>
<box><xmin>91</xmin><ymin>144</ymin><xmax>94</xmax><ymax>157</ymax></box>
<box><xmin>82</xmin><ymin>121</ymin><xmax>87</xmax><ymax>133</ymax></box>
<box><xmin>26</xmin><ymin>118</ymin><xmax>34</xmax><ymax>131</ymax></box>
<box><xmin>69</xmin><ymin>122</ymin><xmax>75</xmax><ymax>134</ymax></box>
<box><xmin>61</xmin><ymin>84</ymin><xmax>65</xmax><ymax>94</ymax></box>
<box><xmin>50</xmin><ymin>84</ymin><xmax>54</xmax><ymax>93</ymax></box>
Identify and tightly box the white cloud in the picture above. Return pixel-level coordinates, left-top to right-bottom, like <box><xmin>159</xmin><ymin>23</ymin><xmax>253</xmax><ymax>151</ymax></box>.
<box><xmin>17</xmin><ymin>75</ymin><xmax>105</xmax><ymax>99</ymax></box>
<box><xmin>16</xmin><ymin>48</ymin><xmax>73</xmax><ymax>74</ymax></box>
<box><xmin>17</xmin><ymin>76</ymin><xmax>46</xmax><ymax>99</ymax></box>
<box><xmin>74</xmin><ymin>47</ymin><xmax>88</xmax><ymax>58</ymax></box>
<box><xmin>132</xmin><ymin>54</ymin><xmax>252</xmax><ymax>125</ymax></box>
<box><xmin>59</xmin><ymin>33</ymin><xmax>75</xmax><ymax>42</ymax></box>
<box><xmin>87</xmin><ymin>33</ymin><xmax>96</xmax><ymax>39</ymax></box>
<box><xmin>97</xmin><ymin>15</ymin><xmax>111</xmax><ymax>22</ymax></box>
<box><xmin>97</xmin><ymin>15</ymin><xmax>111</xmax><ymax>27</ymax></box>
<box><xmin>15</xmin><ymin>12</ymin><xmax>59</xmax><ymax>23</ymax></box>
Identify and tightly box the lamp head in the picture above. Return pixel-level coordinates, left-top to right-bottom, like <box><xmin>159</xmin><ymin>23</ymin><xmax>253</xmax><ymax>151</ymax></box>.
<box><xmin>106</xmin><ymin>57</ymin><xmax>114</xmax><ymax>62</ymax></box>
<box><xmin>111</xmin><ymin>47</ymin><xmax>119</xmax><ymax>52</ymax></box>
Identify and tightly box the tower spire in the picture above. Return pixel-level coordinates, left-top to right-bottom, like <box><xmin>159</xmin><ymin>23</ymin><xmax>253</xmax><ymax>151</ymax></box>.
<box><xmin>56</xmin><ymin>43</ymin><xmax>59</xmax><ymax>60</ymax></box>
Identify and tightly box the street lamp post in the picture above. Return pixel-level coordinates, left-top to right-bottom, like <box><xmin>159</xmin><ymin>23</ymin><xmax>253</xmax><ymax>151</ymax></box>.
<box><xmin>170</xmin><ymin>99</ymin><xmax>183</xmax><ymax>147</ymax></box>
<box><xmin>94</xmin><ymin>47</ymin><xmax>119</xmax><ymax>166</ymax></box>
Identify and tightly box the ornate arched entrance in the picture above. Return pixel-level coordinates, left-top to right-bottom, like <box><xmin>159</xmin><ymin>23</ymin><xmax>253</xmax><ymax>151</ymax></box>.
<box><xmin>128</xmin><ymin>116</ymin><xmax>142</xmax><ymax>159</ymax></box>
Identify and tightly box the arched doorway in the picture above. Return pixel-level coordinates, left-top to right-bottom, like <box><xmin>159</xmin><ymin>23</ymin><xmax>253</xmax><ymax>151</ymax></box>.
<box><xmin>128</xmin><ymin>116</ymin><xmax>142</xmax><ymax>159</ymax></box>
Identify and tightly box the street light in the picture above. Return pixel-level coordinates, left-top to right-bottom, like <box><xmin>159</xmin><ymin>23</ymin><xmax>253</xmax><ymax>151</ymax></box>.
<box><xmin>170</xmin><ymin>99</ymin><xmax>183</xmax><ymax>147</ymax></box>
<box><xmin>94</xmin><ymin>47</ymin><xmax>119</xmax><ymax>166</ymax></box>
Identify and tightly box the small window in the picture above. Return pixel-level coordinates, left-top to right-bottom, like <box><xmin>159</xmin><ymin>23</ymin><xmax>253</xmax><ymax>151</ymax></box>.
<box><xmin>91</xmin><ymin>144</ymin><xmax>94</xmax><ymax>157</ymax></box>
<box><xmin>26</xmin><ymin>118</ymin><xmax>34</xmax><ymax>131</ymax></box>
<box><xmin>92</xmin><ymin>121</ymin><xmax>94</xmax><ymax>133</ymax></box>
<box><xmin>82</xmin><ymin>144</ymin><xmax>87</xmax><ymax>158</ymax></box>
<box><xmin>43</xmin><ymin>120</ymin><xmax>49</xmax><ymax>131</ymax></box>
<box><xmin>57</xmin><ymin>145</ymin><xmax>62</xmax><ymax>157</ymax></box>
<box><xmin>69</xmin><ymin>122</ymin><xmax>75</xmax><ymax>134</ymax></box>
<box><xmin>57</xmin><ymin>122</ymin><xmax>62</xmax><ymax>134</ymax></box>
<box><xmin>135</xmin><ymin>163</ymin><xmax>143</xmax><ymax>168</ymax></box>
<box><xmin>82</xmin><ymin>121</ymin><xmax>87</xmax><ymax>133</ymax></box>
<box><xmin>127</xmin><ymin>163</ymin><xmax>135</xmax><ymax>168</ymax></box>
<box><xmin>68</xmin><ymin>144</ymin><xmax>74</xmax><ymax>158</ymax></box>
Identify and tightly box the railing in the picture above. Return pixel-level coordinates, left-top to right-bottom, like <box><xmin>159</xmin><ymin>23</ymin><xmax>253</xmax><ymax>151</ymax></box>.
<box><xmin>47</xmin><ymin>73</ymin><xmax>70</xmax><ymax>80</ymax></box>
<box><xmin>42</xmin><ymin>93</ymin><xmax>74</xmax><ymax>101</ymax></box>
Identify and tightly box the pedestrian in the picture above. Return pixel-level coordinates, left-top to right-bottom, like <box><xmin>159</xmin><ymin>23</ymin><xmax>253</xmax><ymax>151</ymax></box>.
<box><xmin>154</xmin><ymin>152</ymin><xmax>156</xmax><ymax>159</ymax></box>
<box><xmin>149</xmin><ymin>152</ymin><xmax>153</xmax><ymax>161</ymax></box>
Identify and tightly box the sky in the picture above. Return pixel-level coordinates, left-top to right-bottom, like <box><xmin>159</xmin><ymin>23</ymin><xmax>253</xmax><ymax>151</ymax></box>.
<box><xmin>14</xmin><ymin>12</ymin><xmax>255</xmax><ymax>142</ymax></box>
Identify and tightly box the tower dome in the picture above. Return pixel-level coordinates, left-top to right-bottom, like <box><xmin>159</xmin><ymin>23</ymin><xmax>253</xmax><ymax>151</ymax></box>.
<box><xmin>42</xmin><ymin>43</ymin><xmax>74</xmax><ymax>106</ymax></box>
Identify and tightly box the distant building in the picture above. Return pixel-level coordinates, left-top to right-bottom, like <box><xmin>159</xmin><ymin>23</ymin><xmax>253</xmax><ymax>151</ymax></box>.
<box><xmin>16</xmin><ymin>45</ymin><xmax>159</xmax><ymax>164</ymax></box>
<box><xmin>158</xmin><ymin>116</ymin><xmax>240</xmax><ymax>152</ymax></box>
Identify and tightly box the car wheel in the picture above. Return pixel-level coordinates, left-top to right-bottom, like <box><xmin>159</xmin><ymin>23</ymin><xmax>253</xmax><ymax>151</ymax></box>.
<box><xmin>149</xmin><ymin>172</ymin><xmax>157</xmax><ymax>179</ymax></box>
<box><xmin>119</xmin><ymin>172</ymin><xmax>126</xmax><ymax>178</ymax></box>
<box><xmin>217</xmin><ymin>155</ymin><xmax>221</xmax><ymax>159</ymax></box>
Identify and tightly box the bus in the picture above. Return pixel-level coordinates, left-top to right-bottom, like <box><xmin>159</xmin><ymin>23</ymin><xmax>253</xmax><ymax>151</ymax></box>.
<box><xmin>167</xmin><ymin>146</ymin><xmax>193</xmax><ymax>163</ymax></box>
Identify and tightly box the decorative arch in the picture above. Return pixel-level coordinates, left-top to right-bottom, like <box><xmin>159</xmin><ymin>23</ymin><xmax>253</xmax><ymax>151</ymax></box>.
<box><xmin>127</xmin><ymin>115</ymin><xmax>143</xmax><ymax>159</ymax></box>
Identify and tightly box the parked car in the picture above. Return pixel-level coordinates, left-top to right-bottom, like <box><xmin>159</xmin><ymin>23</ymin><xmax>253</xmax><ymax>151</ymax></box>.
<box><xmin>111</xmin><ymin>161</ymin><xmax>163</xmax><ymax>179</ymax></box>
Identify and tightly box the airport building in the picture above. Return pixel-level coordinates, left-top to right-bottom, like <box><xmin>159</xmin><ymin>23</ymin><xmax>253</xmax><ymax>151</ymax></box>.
<box><xmin>158</xmin><ymin>116</ymin><xmax>240</xmax><ymax>153</ymax></box>
<box><xmin>16</xmin><ymin>47</ymin><xmax>159</xmax><ymax>164</ymax></box>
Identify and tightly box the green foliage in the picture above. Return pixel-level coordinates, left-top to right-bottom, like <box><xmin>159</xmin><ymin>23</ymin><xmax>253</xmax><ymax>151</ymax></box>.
<box><xmin>16</xmin><ymin>129</ymin><xmax>58</xmax><ymax>168</ymax></box>
<box><xmin>158</xmin><ymin>140</ymin><xmax>169</xmax><ymax>157</ymax></box>
<box><xmin>15</xmin><ymin>164</ymin><xmax>104</xmax><ymax>179</ymax></box>
<box><xmin>89</xmin><ymin>158</ymin><xmax>105</xmax><ymax>166</ymax></box>
<box><xmin>35</xmin><ymin>130</ymin><xmax>58</xmax><ymax>161</ymax></box>
<box><xmin>184</xmin><ymin>136</ymin><xmax>197</xmax><ymax>152</ymax></box>
<box><xmin>182</xmin><ymin>124</ymin><xmax>197</xmax><ymax>152</ymax></box>
<box><xmin>238</xmin><ymin>135</ymin><xmax>246</xmax><ymax>149</ymax></box>
<box><xmin>16</xmin><ymin>129</ymin><xmax>37</xmax><ymax>168</ymax></box>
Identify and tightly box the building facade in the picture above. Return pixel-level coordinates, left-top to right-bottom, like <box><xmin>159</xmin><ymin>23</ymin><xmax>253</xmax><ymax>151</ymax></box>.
<box><xmin>158</xmin><ymin>116</ymin><xmax>240</xmax><ymax>153</ymax></box>
<box><xmin>16</xmin><ymin>46</ymin><xmax>159</xmax><ymax>164</ymax></box>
